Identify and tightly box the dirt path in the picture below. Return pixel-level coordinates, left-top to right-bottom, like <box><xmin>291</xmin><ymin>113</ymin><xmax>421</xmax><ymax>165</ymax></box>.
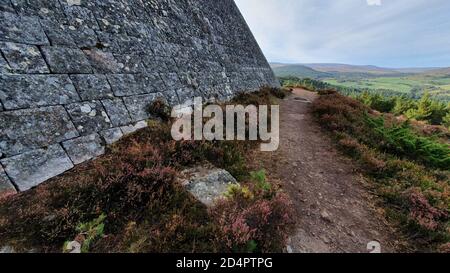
<box><xmin>252</xmin><ymin>88</ymin><xmax>403</xmax><ymax>253</ymax></box>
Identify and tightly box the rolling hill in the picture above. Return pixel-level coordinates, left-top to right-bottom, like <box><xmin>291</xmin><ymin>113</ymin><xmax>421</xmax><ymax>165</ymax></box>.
<box><xmin>271</xmin><ymin>62</ymin><xmax>450</xmax><ymax>102</ymax></box>
<box><xmin>269</xmin><ymin>63</ymin><xmax>331</xmax><ymax>78</ymax></box>
<box><xmin>302</xmin><ymin>63</ymin><xmax>399</xmax><ymax>75</ymax></box>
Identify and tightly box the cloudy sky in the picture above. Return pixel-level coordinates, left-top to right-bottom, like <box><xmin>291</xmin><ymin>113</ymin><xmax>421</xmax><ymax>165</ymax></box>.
<box><xmin>234</xmin><ymin>0</ymin><xmax>450</xmax><ymax>68</ymax></box>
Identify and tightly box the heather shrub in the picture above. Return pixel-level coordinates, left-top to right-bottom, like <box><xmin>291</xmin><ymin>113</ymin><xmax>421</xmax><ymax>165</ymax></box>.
<box><xmin>148</xmin><ymin>98</ymin><xmax>172</xmax><ymax>122</ymax></box>
<box><xmin>406</xmin><ymin>188</ymin><xmax>447</xmax><ymax>232</ymax></box>
<box><xmin>232</xmin><ymin>87</ymin><xmax>290</xmax><ymax>105</ymax></box>
<box><xmin>313</xmin><ymin>92</ymin><xmax>450</xmax><ymax>251</ymax></box>
<box><xmin>318</xmin><ymin>89</ymin><xmax>338</xmax><ymax>96</ymax></box>
<box><xmin>0</xmin><ymin>87</ymin><xmax>294</xmax><ymax>253</ymax></box>
<box><xmin>211</xmin><ymin>182</ymin><xmax>295</xmax><ymax>253</ymax></box>
<box><xmin>209</xmin><ymin>170</ymin><xmax>295</xmax><ymax>253</ymax></box>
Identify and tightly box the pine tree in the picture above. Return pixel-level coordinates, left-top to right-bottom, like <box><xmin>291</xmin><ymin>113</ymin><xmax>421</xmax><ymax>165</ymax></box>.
<box><xmin>406</xmin><ymin>92</ymin><xmax>433</xmax><ymax>121</ymax></box>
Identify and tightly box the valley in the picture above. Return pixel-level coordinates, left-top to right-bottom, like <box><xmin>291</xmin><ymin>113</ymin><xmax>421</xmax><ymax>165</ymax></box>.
<box><xmin>271</xmin><ymin>63</ymin><xmax>450</xmax><ymax>102</ymax></box>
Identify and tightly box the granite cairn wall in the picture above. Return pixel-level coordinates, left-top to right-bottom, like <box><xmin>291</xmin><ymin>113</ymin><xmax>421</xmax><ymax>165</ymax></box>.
<box><xmin>0</xmin><ymin>0</ymin><xmax>279</xmax><ymax>194</ymax></box>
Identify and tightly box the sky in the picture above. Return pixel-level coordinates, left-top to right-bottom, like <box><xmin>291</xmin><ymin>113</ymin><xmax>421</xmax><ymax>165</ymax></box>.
<box><xmin>234</xmin><ymin>0</ymin><xmax>450</xmax><ymax>68</ymax></box>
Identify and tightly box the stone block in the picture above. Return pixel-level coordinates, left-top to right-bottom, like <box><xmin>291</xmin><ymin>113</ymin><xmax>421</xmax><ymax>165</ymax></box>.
<box><xmin>160</xmin><ymin>72</ymin><xmax>183</xmax><ymax>90</ymax></box>
<box><xmin>0</xmin><ymin>11</ymin><xmax>49</xmax><ymax>45</ymax></box>
<box><xmin>107</xmin><ymin>74</ymin><xmax>143</xmax><ymax>96</ymax></box>
<box><xmin>66</xmin><ymin>101</ymin><xmax>112</xmax><ymax>135</ymax></box>
<box><xmin>70</xmin><ymin>74</ymin><xmax>114</xmax><ymax>100</ymax></box>
<box><xmin>100</xmin><ymin>127</ymin><xmax>123</xmax><ymax>145</ymax></box>
<box><xmin>0</xmin><ymin>42</ymin><xmax>49</xmax><ymax>73</ymax></box>
<box><xmin>83</xmin><ymin>49</ymin><xmax>122</xmax><ymax>73</ymax></box>
<box><xmin>10</xmin><ymin>0</ymin><xmax>66</xmax><ymax>20</ymax></box>
<box><xmin>62</xmin><ymin>5</ymin><xmax>100</xmax><ymax>30</ymax></box>
<box><xmin>123</xmin><ymin>93</ymin><xmax>163</xmax><ymax>122</ymax></box>
<box><xmin>0</xmin><ymin>164</ymin><xmax>16</xmax><ymax>198</ymax></box>
<box><xmin>70</xmin><ymin>26</ymin><xmax>99</xmax><ymax>49</ymax></box>
<box><xmin>114</xmin><ymin>54</ymin><xmax>146</xmax><ymax>73</ymax></box>
<box><xmin>0</xmin><ymin>106</ymin><xmax>79</xmax><ymax>157</ymax></box>
<box><xmin>62</xmin><ymin>133</ymin><xmax>105</xmax><ymax>165</ymax></box>
<box><xmin>39</xmin><ymin>20</ymin><xmax>76</xmax><ymax>47</ymax></box>
<box><xmin>102</xmin><ymin>98</ymin><xmax>131</xmax><ymax>127</ymax></box>
<box><xmin>179</xmin><ymin>166</ymin><xmax>238</xmax><ymax>206</ymax></box>
<box><xmin>121</xmin><ymin>120</ymin><xmax>148</xmax><ymax>135</ymax></box>
<box><xmin>0</xmin><ymin>75</ymin><xmax>80</xmax><ymax>110</ymax></box>
<box><xmin>41</xmin><ymin>46</ymin><xmax>92</xmax><ymax>73</ymax></box>
<box><xmin>0</xmin><ymin>54</ymin><xmax>11</xmax><ymax>74</ymax></box>
<box><xmin>1</xmin><ymin>144</ymin><xmax>74</xmax><ymax>191</ymax></box>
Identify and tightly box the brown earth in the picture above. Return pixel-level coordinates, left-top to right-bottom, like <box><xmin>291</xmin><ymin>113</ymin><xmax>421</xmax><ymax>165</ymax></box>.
<box><xmin>250</xmin><ymin>88</ymin><xmax>405</xmax><ymax>253</ymax></box>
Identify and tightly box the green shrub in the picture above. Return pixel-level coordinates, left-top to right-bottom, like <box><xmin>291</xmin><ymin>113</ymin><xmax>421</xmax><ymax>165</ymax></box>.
<box><xmin>364</xmin><ymin>116</ymin><xmax>450</xmax><ymax>169</ymax></box>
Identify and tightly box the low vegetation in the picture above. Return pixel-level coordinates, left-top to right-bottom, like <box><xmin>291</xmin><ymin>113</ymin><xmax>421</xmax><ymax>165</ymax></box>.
<box><xmin>282</xmin><ymin>76</ymin><xmax>450</xmax><ymax>129</ymax></box>
<box><xmin>312</xmin><ymin>91</ymin><xmax>450</xmax><ymax>252</ymax></box>
<box><xmin>0</xmin><ymin>87</ymin><xmax>295</xmax><ymax>253</ymax></box>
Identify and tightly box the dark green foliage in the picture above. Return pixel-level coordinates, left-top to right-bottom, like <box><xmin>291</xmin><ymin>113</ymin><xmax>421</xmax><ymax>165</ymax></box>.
<box><xmin>364</xmin><ymin>116</ymin><xmax>450</xmax><ymax>169</ymax></box>
<box><xmin>356</xmin><ymin>92</ymin><xmax>396</xmax><ymax>113</ymax></box>
<box><xmin>279</xmin><ymin>77</ymin><xmax>334</xmax><ymax>91</ymax></box>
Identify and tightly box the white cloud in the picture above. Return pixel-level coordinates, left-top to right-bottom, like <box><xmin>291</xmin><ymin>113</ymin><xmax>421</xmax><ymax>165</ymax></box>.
<box><xmin>235</xmin><ymin>0</ymin><xmax>450</xmax><ymax>67</ymax></box>
<box><xmin>367</xmin><ymin>0</ymin><xmax>382</xmax><ymax>6</ymax></box>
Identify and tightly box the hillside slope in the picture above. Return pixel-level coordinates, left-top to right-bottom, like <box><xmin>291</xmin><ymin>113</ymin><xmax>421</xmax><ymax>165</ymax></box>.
<box><xmin>270</xmin><ymin>63</ymin><xmax>330</xmax><ymax>78</ymax></box>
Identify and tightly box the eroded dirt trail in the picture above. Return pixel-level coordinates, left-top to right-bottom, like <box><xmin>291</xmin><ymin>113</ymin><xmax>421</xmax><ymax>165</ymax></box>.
<box><xmin>252</xmin><ymin>88</ymin><xmax>402</xmax><ymax>253</ymax></box>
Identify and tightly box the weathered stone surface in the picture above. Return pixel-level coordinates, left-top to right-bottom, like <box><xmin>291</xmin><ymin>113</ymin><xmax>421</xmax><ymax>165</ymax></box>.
<box><xmin>62</xmin><ymin>133</ymin><xmax>105</xmax><ymax>165</ymax></box>
<box><xmin>63</xmin><ymin>25</ymin><xmax>99</xmax><ymax>49</ymax></box>
<box><xmin>107</xmin><ymin>74</ymin><xmax>143</xmax><ymax>96</ymax></box>
<box><xmin>121</xmin><ymin>120</ymin><xmax>148</xmax><ymax>135</ymax></box>
<box><xmin>123</xmin><ymin>93</ymin><xmax>163</xmax><ymax>122</ymax></box>
<box><xmin>0</xmin><ymin>11</ymin><xmax>49</xmax><ymax>45</ymax></box>
<box><xmin>0</xmin><ymin>42</ymin><xmax>49</xmax><ymax>73</ymax></box>
<box><xmin>102</xmin><ymin>98</ymin><xmax>131</xmax><ymax>127</ymax></box>
<box><xmin>10</xmin><ymin>0</ymin><xmax>66</xmax><ymax>20</ymax></box>
<box><xmin>39</xmin><ymin>19</ymin><xmax>76</xmax><ymax>47</ymax></box>
<box><xmin>160</xmin><ymin>73</ymin><xmax>183</xmax><ymax>90</ymax></box>
<box><xmin>107</xmin><ymin>74</ymin><xmax>162</xmax><ymax>96</ymax></box>
<box><xmin>0</xmin><ymin>54</ymin><xmax>10</xmax><ymax>74</ymax></box>
<box><xmin>70</xmin><ymin>74</ymin><xmax>114</xmax><ymax>100</ymax></box>
<box><xmin>83</xmin><ymin>49</ymin><xmax>122</xmax><ymax>73</ymax></box>
<box><xmin>0</xmin><ymin>75</ymin><xmax>80</xmax><ymax>110</ymax></box>
<box><xmin>0</xmin><ymin>0</ymin><xmax>279</xmax><ymax>191</ymax></box>
<box><xmin>41</xmin><ymin>46</ymin><xmax>92</xmax><ymax>73</ymax></box>
<box><xmin>0</xmin><ymin>0</ymin><xmax>15</xmax><ymax>13</ymax></box>
<box><xmin>0</xmin><ymin>106</ymin><xmax>79</xmax><ymax>157</ymax></box>
<box><xmin>114</xmin><ymin>54</ymin><xmax>146</xmax><ymax>73</ymax></box>
<box><xmin>39</xmin><ymin>21</ymin><xmax>98</xmax><ymax>49</ymax></box>
<box><xmin>0</xmin><ymin>164</ymin><xmax>16</xmax><ymax>198</ymax></box>
<box><xmin>62</xmin><ymin>4</ymin><xmax>100</xmax><ymax>30</ymax></box>
<box><xmin>1</xmin><ymin>144</ymin><xmax>74</xmax><ymax>191</ymax></box>
<box><xmin>179</xmin><ymin>166</ymin><xmax>238</xmax><ymax>206</ymax></box>
<box><xmin>66</xmin><ymin>101</ymin><xmax>112</xmax><ymax>135</ymax></box>
<box><xmin>161</xmin><ymin>89</ymin><xmax>181</xmax><ymax>106</ymax></box>
<box><xmin>100</xmin><ymin>127</ymin><xmax>123</xmax><ymax>145</ymax></box>
<box><xmin>142</xmin><ymin>55</ymin><xmax>168</xmax><ymax>73</ymax></box>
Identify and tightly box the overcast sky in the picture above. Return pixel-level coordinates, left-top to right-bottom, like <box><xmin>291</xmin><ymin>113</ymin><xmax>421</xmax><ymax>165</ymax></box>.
<box><xmin>234</xmin><ymin>0</ymin><xmax>450</xmax><ymax>68</ymax></box>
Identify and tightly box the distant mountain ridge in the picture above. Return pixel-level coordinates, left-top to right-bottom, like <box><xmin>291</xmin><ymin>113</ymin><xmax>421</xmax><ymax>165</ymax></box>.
<box><xmin>270</xmin><ymin>62</ymin><xmax>447</xmax><ymax>78</ymax></box>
